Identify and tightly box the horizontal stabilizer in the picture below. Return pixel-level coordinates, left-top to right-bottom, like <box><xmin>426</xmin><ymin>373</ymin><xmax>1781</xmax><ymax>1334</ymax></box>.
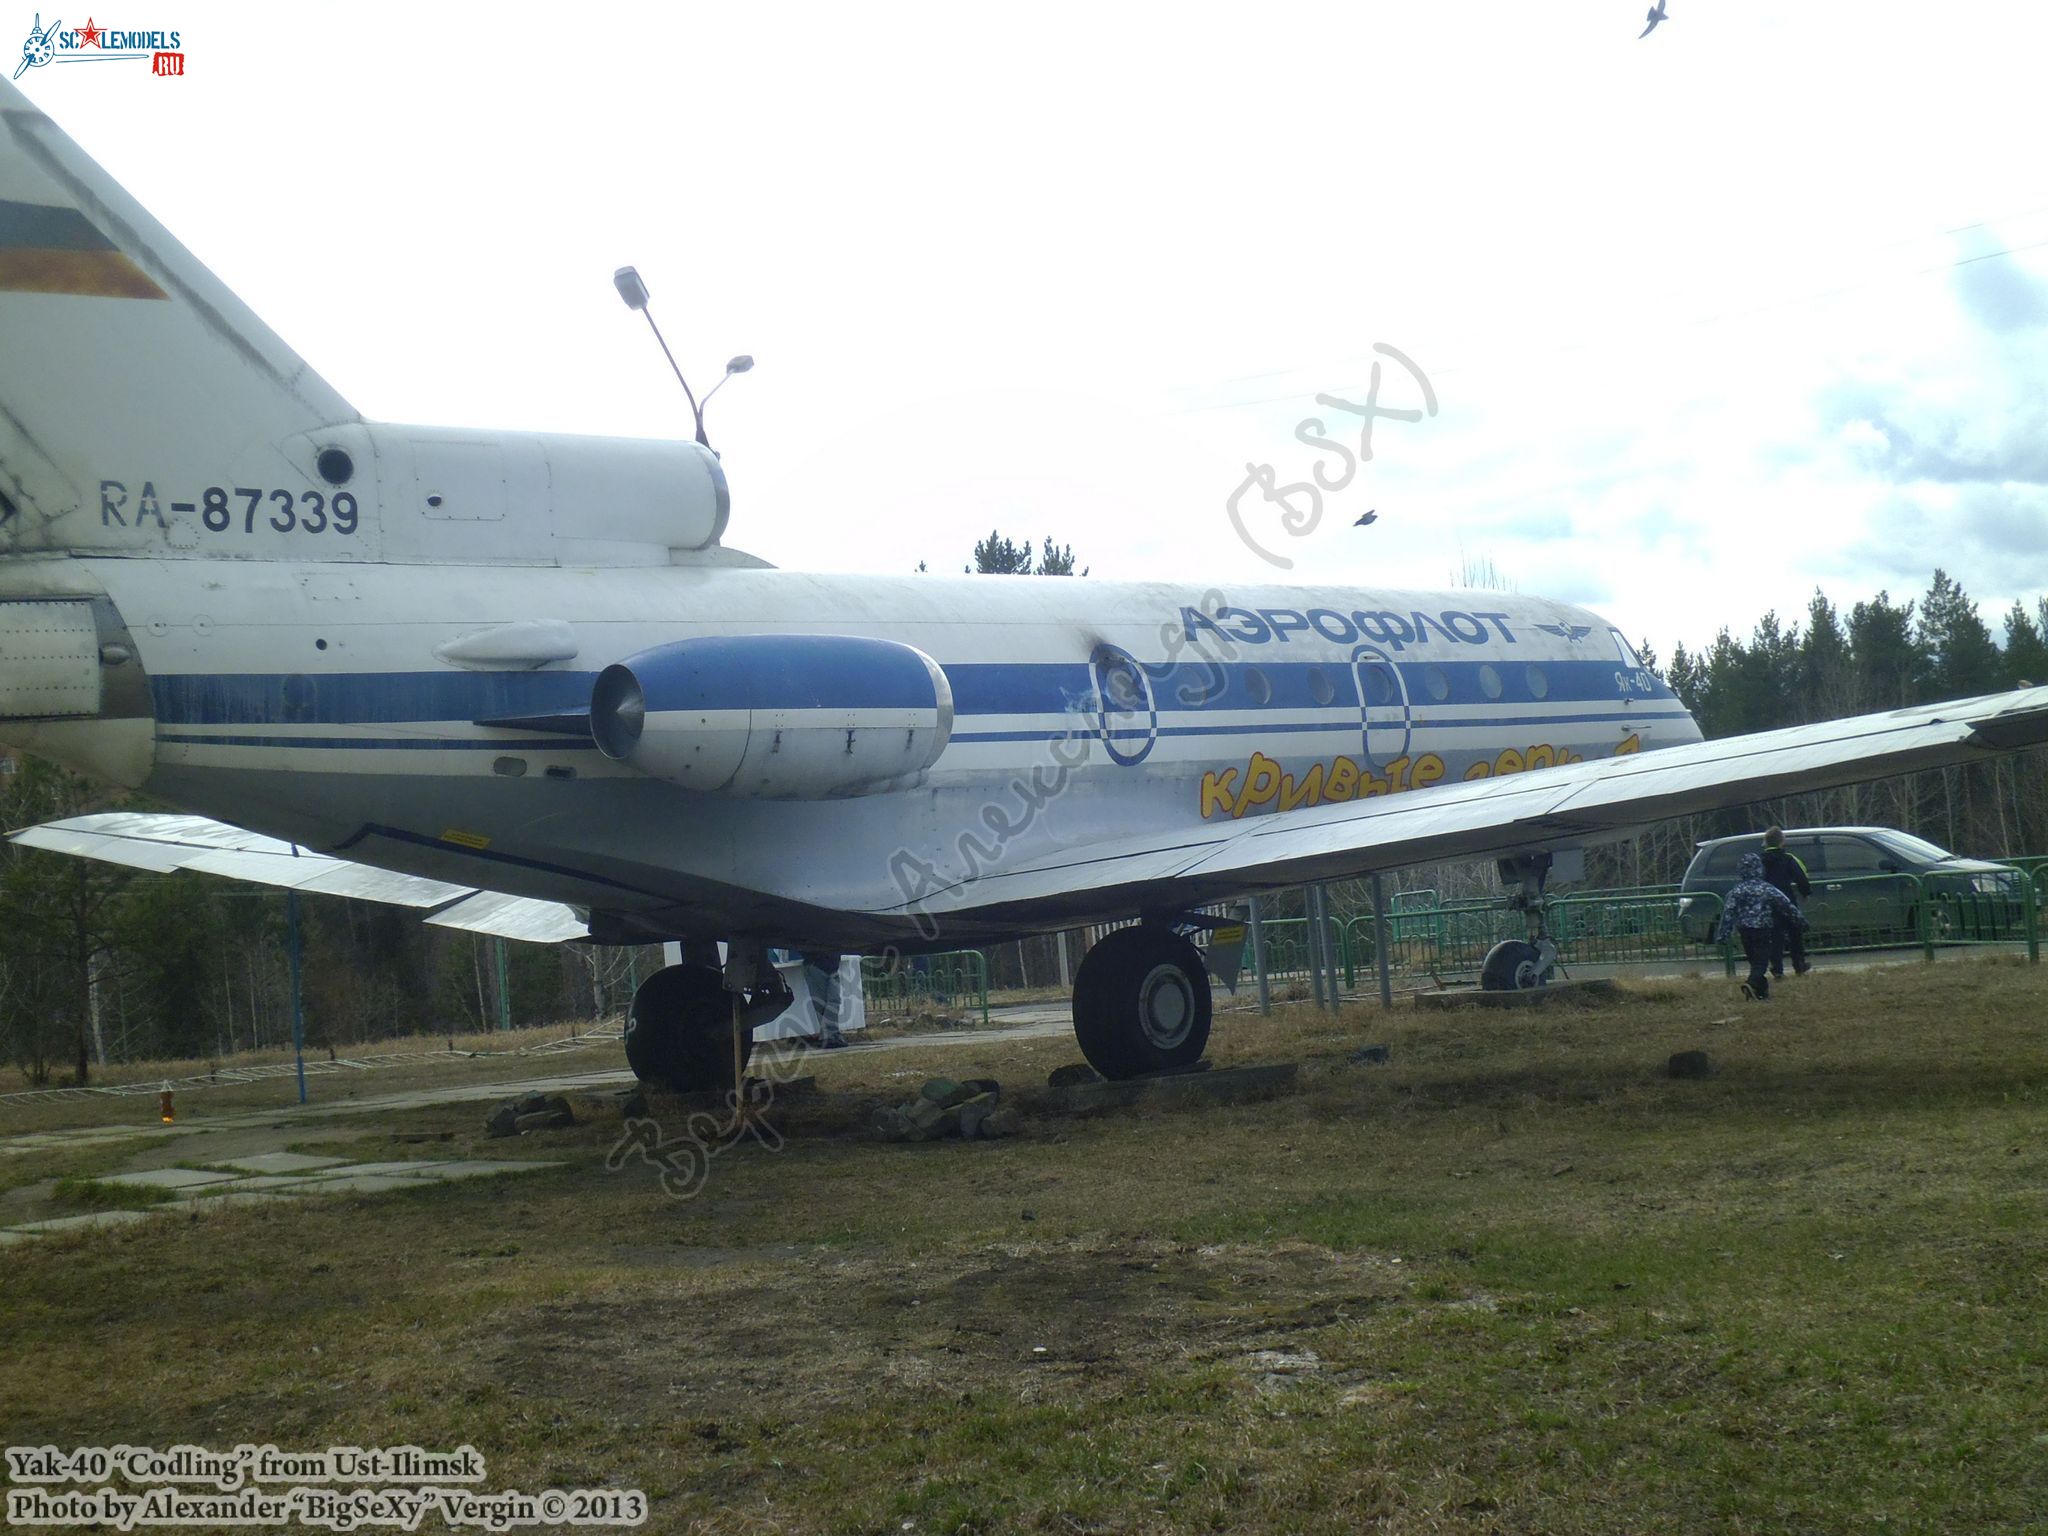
<box><xmin>10</xmin><ymin>813</ymin><xmax>590</xmax><ymax>943</ymax></box>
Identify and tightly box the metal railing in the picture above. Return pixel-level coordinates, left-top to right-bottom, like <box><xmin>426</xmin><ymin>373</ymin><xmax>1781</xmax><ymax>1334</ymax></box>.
<box><xmin>860</xmin><ymin>949</ymin><xmax>990</xmax><ymax>1026</ymax></box>
<box><xmin>903</xmin><ymin>858</ymin><xmax>2046</xmax><ymax>1016</ymax></box>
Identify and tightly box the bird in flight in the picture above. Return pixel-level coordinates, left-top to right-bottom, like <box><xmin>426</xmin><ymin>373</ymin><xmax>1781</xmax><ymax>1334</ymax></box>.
<box><xmin>1354</xmin><ymin>510</ymin><xmax>1378</xmax><ymax>527</ymax></box>
<box><xmin>1640</xmin><ymin>2</ymin><xmax>1668</xmax><ymax>38</ymax></box>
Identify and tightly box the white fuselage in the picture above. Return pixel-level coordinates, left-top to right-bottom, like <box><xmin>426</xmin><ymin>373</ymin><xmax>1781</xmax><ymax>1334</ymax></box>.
<box><xmin>0</xmin><ymin>550</ymin><xmax>1701</xmax><ymax>949</ymax></box>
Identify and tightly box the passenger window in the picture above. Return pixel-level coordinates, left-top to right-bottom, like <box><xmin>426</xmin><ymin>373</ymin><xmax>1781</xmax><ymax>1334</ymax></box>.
<box><xmin>1704</xmin><ymin>844</ymin><xmax>1745</xmax><ymax>876</ymax></box>
<box><xmin>1478</xmin><ymin>664</ymin><xmax>1504</xmax><ymax>700</ymax></box>
<box><xmin>1526</xmin><ymin>666</ymin><xmax>1550</xmax><ymax>700</ymax></box>
<box><xmin>1244</xmin><ymin>667</ymin><xmax>1272</xmax><ymax>706</ymax></box>
<box><xmin>1171</xmin><ymin>663</ymin><xmax>1221</xmax><ymax>707</ymax></box>
<box><xmin>1820</xmin><ymin>836</ymin><xmax>1884</xmax><ymax>875</ymax></box>
<box><xmin>1423</xmin><ymin>665</ymin><xmax>1450</xmax><ymax>702</ymax></box>
<box><xmin>1307</xmin><ymin>667</ymin><xmax>1336</xmax><ymax>706</ymax></box>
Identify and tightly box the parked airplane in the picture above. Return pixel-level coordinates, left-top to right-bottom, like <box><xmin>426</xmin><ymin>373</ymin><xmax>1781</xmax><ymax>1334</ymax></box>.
<box><xmin>4</xmin><ymin>76</ymin><xmax>2044</xmax><ymax>1087</ymax></box>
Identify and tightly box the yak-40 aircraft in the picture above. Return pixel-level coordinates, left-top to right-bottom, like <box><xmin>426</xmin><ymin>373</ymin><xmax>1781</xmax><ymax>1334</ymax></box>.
<box><xmin>4</xmin><ymin>76</ymin><xmax>2046</xmax><ymax>1088</ymax></box>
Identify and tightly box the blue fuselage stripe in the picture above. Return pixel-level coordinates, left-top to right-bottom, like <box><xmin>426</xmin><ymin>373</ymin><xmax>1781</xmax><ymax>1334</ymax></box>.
<box><xmin>149</xmin><ymin>657</ymin><xmax>1679</xmax><ymax>728</ymax></box>
<box><xmin>158</xmin><ymin>732</ymin><xmax>601</xmax><ymax>752</ymax></box>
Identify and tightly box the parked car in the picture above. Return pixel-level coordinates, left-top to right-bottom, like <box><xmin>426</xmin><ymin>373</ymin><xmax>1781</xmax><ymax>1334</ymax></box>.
<box><xmin>1676</xmin><ymin>826</ymin><xmax>2032</xmax><ymax>946</ymax></box>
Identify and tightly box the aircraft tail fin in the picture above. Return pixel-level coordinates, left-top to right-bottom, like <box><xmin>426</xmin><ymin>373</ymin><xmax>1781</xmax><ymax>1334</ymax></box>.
<box><xmin>0</xmin><ymin>74</ymin><xmax>356</xmax><ymax>547</ymax></box>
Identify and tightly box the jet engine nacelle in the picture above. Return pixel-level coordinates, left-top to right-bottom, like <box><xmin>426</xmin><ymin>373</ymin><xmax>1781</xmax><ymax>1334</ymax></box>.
<box><xmin>590</xmin><ymin>634</ymin><xmax>954</xmax><ymax>798</ymax></box>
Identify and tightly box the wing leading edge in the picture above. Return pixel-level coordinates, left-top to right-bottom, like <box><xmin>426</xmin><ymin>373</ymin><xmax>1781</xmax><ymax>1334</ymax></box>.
<box><xmin>874</xmin><ymin>686</ymin><xmax>2048</xmax><ymax>928</ymax></box>
<box><xmin>9</xmin><ymin>813</ymin><xmax>590</xmax><ymax>943</ymax></box>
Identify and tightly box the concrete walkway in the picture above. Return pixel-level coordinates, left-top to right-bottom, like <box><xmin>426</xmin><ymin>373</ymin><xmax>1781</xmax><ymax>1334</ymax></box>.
<box><xmin>1</xmin><ymin>1153</ymin><xmax>559</xmax><ymax>1244</ymax></box>
<box><xmin>0</xmin><ymin>1006</ymin><xmax>1078</xmax><ymax>1159</ymax></box>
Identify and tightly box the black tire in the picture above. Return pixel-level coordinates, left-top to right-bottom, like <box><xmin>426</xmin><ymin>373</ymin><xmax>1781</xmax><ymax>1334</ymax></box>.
<box><xmin>1479</xmin><ymin>939</ymin><xmax>1544</xmax><ymax>991</ymax></box>
<box><xmin>1072</xmin><ymin>926</ymin><xmax>1212</xmax><ymax>1080</ymax></box>
<box><xmin>625</xmin><ymin>965</ymin><xmax>753</xmax><ymax>1092</ymax></box>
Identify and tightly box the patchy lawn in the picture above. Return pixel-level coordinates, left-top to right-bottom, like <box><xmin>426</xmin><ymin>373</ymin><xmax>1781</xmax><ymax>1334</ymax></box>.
<box><xmin>4</xmin><ymin>958</ymin><xmax>2046</xmax><ymax>1533</ymax></box>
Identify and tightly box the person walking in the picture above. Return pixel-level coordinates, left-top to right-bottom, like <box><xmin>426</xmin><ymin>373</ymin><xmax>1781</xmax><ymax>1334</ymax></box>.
<box><xmin>1759</xmin><ymin>826</ymin><xmax>1813</xmax><ymax>977</ymax></box>
<box><xmin>1716</xmin><ymin>852</ymin><xmax>1806</xmax><ymax>1000</ymax></box>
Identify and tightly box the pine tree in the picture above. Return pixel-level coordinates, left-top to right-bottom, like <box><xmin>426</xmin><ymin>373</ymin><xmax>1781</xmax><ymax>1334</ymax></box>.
<box><xmin>2002</xmin><ymin>600</ymin><xmax>2048</xmax><ymax>686</ymax></box>
<box><xmin>1915</xmin><ymin>569</ymin><xmax>2001</xmax><ymax>701</ymax></box>
<box><xmin>1800</xmin><ymin>589</ymin><xmax>1853</xmax><ymax>721</ymax></box>
<box><xmin>970</xmin><ymin>531</ymin><xmax>1033</xmax><ymax>574</ymax></box>
<box><xmin>1847</xmin><ymin>591</ymin><xmax>1919</xmax><ymax>711</ymax></box>
<box><xmin>969</xmin><ymin>532</ymin><xmax>1085</xmax><ymax>575</ymax></box>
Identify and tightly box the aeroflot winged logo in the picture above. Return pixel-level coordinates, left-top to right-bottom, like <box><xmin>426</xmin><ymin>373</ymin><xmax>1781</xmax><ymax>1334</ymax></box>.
<box><xmin>14</xmin><ymin>14</ymin><xmax>185</xmax><ymax>78</ymax></box>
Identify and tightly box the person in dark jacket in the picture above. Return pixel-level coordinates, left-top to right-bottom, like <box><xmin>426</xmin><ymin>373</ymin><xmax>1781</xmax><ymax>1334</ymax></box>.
<box><xmin>1759</xmin><ymin>826</ymin><xmax>1813</xmax><ymax>977</ymax></box>
<box><xmin>1716</xmin><ymin>852</ymin><xmax>1805</xmax><ymax>999</ymax></box>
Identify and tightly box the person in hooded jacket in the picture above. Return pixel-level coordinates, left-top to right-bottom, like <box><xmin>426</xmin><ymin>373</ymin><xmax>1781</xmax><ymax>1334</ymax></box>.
<box><xmin>1715</xmin><ymin>851</ymin><xmax>1806</xmax><ymax>999</ymax></box>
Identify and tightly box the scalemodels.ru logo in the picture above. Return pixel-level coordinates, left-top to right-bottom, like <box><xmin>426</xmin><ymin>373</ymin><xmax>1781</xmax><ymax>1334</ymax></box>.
<box><xmin>14</xmin><ymin>13</ymin><xmax>185</xmax><ymax>79</ymax></box>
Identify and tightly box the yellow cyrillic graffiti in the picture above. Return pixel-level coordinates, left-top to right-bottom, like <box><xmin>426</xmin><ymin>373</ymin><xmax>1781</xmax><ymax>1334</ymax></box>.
<box><xmin>1200</xmin><ymin>749</ymin><xmax>1448</xmax><ymax>820</ymax></box>
<box><xmin>1198</xmin><ymin>735</ymin><xmax>1639</xmax><ymax>820</ymax></box>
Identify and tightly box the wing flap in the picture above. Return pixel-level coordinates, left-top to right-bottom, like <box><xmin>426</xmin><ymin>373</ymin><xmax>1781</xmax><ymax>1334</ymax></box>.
<box><xmin>427</xmin><ymin>890</ymin><xmax>590</xmax><ymax>944</ymax></box>
<box><xmin>9</xmin><ymin>813</ymin><xmax>591</xmax><ymax>941</ymax></box>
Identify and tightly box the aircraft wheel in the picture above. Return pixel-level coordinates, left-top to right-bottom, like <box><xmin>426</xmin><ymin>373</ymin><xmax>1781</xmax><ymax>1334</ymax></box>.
<box><xmin>1072</xmin><ymin>926</ymin><xmax>1212</xmax><ymax>1080</ymax></box>
<box><xmin>1479</xmin><ymin>939</ymin><xmax>1545</xmax><ymax>991</ymax></box>
<box><xmin>625</xmin><ymin>964</ymin><xmax>752</xmax><ymax>1092</ymax></box>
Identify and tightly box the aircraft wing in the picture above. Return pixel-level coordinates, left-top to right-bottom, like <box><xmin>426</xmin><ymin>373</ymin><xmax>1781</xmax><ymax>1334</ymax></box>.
<box><xmin>876</xmin><ymin>686</ymin><xmax>2048</xmax><ymax>927</ymax></box>
<box><xmin>8</xmin><ymin>813</ymin><xmax>590</xmax><ymax>943</ymax></box>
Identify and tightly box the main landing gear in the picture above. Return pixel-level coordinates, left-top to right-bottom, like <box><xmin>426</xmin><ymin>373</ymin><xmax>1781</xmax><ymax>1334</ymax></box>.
<box><xmin>1070</xmin><ymin>923</ymin><xmax>1212</xmax><ymax>1079</ymax></box>
<box><xmin>1479</xmin><ymin>851</ymin><xmax>1564</xmax><ymax>991</ymax></box>
<box><xmin>625</xmin><ymin>945</ymin><xmax>792</xmax><ymax>1093</ymax></box>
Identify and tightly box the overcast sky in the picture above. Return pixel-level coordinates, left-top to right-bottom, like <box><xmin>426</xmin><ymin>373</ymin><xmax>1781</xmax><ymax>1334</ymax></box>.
<box><xmin>17</xmin><ymin>2</ymin><xmax>2048</xmax><ymax>659</ymax></box>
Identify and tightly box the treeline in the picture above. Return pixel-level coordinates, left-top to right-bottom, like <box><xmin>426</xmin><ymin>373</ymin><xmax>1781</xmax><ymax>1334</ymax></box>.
<box><xmin>1654</xmin><ymin>568</ymin><xmax>2048</xmax><ymax>862</ymax></box>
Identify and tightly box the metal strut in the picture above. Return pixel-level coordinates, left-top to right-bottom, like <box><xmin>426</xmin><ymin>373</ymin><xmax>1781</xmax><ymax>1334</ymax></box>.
<box><xmin>719</xmin><ymin>938</ymin><xmax>790</xmax><ymax>1137</ymax></box>
<box><xmin>1499</xmin><ymin>852</ymin><xmax>1562</xmax><ymax>986</ymax></box>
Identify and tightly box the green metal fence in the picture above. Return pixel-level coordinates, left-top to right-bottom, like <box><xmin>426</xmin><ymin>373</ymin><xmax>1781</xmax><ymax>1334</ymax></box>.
<box><xmin>927</xmin><ymin>856</ymin><xmax>2045</xmax><ymax>1012</ymax></box>
<box><xmin>1242</xmin><ymin>916</ymin><xmax>1349</xmax><ymax>990</ymax></box>
<box><xmin>860</xmin><ymin>950</ymin><xmax>990</xmax><ymax>1026</ymax></box>
<box><xmin>1333</xmin><ymin>889</ymin><xmax>1728</xmax><ymax>987</ymax></box>
<box><xmin>1693</xmin><ymin>867</ymin><xmax>2038</xmax><ymax>963</ymax></box>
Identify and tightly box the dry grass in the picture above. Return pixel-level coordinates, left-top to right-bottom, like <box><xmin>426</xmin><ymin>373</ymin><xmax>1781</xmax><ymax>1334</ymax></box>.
<box><xmin>3</xmin><ymin>958</ymin><xmax>2047</xmax><ymax>1533</ymax></box>
<box><xmin>0</xmin><ymin>1026</ymin><xmax>624</xmax><ymax>1136</ymax></box>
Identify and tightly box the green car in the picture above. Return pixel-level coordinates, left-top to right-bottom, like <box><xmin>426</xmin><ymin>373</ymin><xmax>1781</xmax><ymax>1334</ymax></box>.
<box><xmin>1676</xmin><ymin>827</ymin><xmax>2033</xmax><ymax>948</ymax></box>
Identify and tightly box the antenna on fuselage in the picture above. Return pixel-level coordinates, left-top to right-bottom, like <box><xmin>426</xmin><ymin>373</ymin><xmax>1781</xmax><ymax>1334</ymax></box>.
<box><xmin>612</xmin><ymin>265</ymin><xmax>753</xmax><ymax>453</ymax></box>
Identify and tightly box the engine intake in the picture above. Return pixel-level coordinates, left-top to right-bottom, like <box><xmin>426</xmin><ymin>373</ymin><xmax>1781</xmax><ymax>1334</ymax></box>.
<box><xmin>591</xmin><ymin>634</ymin><xmax>953</xmax><ymax>798</ymax></box>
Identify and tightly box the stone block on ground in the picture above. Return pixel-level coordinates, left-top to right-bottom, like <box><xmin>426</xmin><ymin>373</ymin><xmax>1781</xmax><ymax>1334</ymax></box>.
<box><xmin>874</xmin><ymin>1078</ymin><xmax>1009</xmax><ymax>1142</ymax></box>
<box><xmin>488</xmin><ymin>1092</ymin><xmax>574</xmax><ymax>1136</ymax></box>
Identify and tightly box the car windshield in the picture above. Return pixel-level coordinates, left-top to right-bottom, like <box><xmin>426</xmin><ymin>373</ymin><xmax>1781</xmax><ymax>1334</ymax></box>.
<box><xmin>1872</xmin><ymin>829</ymin><xmax>1960</xmax><ymax>863</ymax></box>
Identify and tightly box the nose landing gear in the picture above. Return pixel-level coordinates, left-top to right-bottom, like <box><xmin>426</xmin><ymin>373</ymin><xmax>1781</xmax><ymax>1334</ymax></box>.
<box><xmin>1479</xmin><ymin>851</ymin><xmax>1565</xmax><ymax>991</ymax></box>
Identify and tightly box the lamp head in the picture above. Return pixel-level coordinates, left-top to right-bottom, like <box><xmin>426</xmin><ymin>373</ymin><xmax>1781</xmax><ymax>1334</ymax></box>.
<box><xmin>612</xmin><ymin>266</ymin><xmax>651</xmax><ymax>312</ymax></box>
